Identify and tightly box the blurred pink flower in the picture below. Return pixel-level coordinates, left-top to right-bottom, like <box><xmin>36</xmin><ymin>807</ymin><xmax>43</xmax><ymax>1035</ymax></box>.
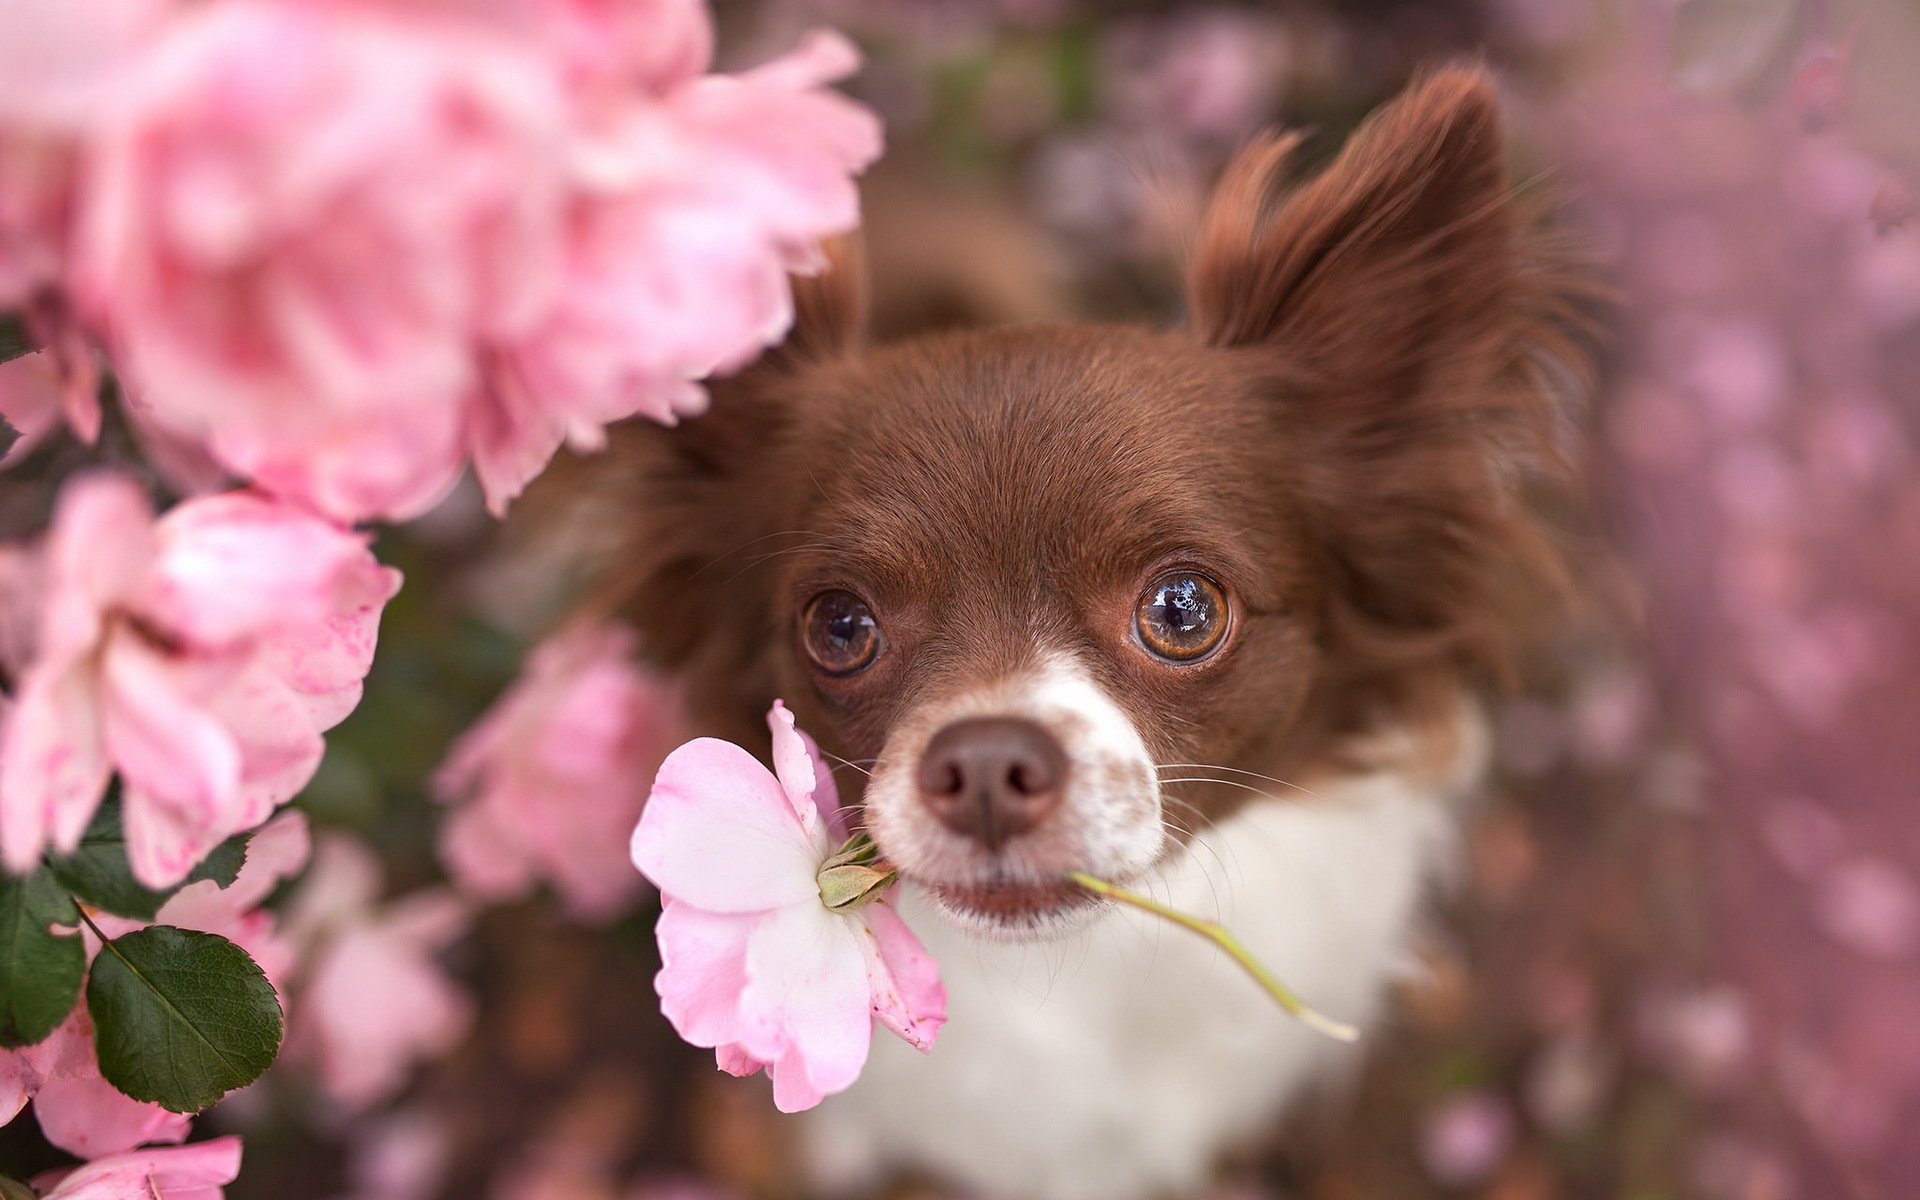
<box><xmin>0</xmin><ymin>347</ymin><xmax>99</xmax><ymax>464</ymax></box>
<box><xmin>0</xmin><ymin>0</ymin><xmax>169</xmax><ymax>306</ymax></box>
<box><xmin>1419</xmin><ymin>1091</ymin><xmax>1515</xmax><ymax>1187</ymax></box>
<box><xmin>1815</xmin><ymin>858</ymin><xmax>1920</xmax><ymax>962</ymax></box>
<box><xmin>72</xmin><ymin>0</ymin><xmax>570</xmax><ymax>522</ymax></box>
<box><xmin>0</xmin><ymin>475</ymin><xmax>399</xmax><ymax>887</ymax></box>
<box><xmin>433</xmin><ymin>622</ymin><xmax>679</xmax><ymax>923</ymax></box>
<box><xmin>0</xmin><ymin>1005</ymin><xmax>189</xmax><ymax>1159</ymax></box>
<box><xmin>631</xmin><ymin>701</ymin><xmax>945</xmax><ymax>1113</ymax></box>
<box><xmin>283</xmin><ymin>835</ymin><xmax>474</xmax><ymax>1111</ymax></box>
<box><xmin>480</xmin><ymin>26</ymin><xmax>882</xmax><ymax>512</ymax></box>
<box><xmin>34</xmin><ymin>1135</ymin><xmax>242</xmax><ymax>1200</ymax></box>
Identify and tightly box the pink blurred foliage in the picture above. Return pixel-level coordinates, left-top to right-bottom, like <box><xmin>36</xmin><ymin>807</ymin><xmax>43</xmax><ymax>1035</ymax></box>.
<box><xmin>0</xmin><ymin>475</ymin><xmax>399</xmax><ymax>887</ymax></box>
<box><xmin>631</xmin><ymin>702</ymin><xmax>946</xmax><ymax>1113</ymax></box>
<box><xmin>281</xmin><ymin>833</ymin><xmax>475</xmax><ymax>1112</ymax></box>
<box><xmin>1</xmin><ymin>0</ymin><xmax>881</xmax><ymax>522</ymax></box>
<box><xmin>1538</xmin><ymin>15</ymin><xmax>1920</xmax><ymax>1190</ymax></box>
<box><xmin>433</xmin><ymin>621</ymin><xmax>681</xmax><ymax>924</ymax></box>
<box><xmin>32</xmin><ymin>1135</ymin><xmax>243</xmax><ymax>1200</ymax></box>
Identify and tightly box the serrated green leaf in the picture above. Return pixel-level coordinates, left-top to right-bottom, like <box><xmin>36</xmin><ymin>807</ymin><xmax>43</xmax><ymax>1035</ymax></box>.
<box><xmin>48</xmin><ymin>798</ymin><xmax>249</xmax><ymax>920</ymax></box>
<box><xmin>86</xmin><ymin>925</ymin><xmax>283</xmax><ymax>1113</ymax></box>
<box><xmin>0</xmin><ymin>870</ymin><xmax>85</xmax><ymax>1048</ymax></box>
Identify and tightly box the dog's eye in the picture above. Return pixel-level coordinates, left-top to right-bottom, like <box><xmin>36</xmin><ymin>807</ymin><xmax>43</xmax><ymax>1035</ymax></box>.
<box><xmin>1135</xmin><ymin>572</ymin><xmax>1228</xmax><ymax>663</ymax></box>
<box><xmin>802</xmin><ymin>589</ymin><xmax>882</xmax><ymax>676</ymax></box>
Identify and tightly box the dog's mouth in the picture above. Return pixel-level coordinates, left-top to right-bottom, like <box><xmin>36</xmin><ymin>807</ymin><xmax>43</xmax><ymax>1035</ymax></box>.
<box><xmin>923</xmin><ymin>876</ymin><xmax>1101</xmax><ymax>928</ymax></box>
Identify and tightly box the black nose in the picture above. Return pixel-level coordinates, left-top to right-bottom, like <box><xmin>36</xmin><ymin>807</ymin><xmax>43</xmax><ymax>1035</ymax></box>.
<box><xmin>915</xmin><ymin>717</ymin><xmax>1068</xmax><ymax>849</ymax></box>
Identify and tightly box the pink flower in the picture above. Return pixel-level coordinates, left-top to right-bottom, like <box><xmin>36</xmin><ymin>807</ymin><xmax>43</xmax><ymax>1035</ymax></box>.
<box><xmin>0</xmin><ymin>348</ymin><xmax>100</xmax><ymax>464</ymax></box>
<box><xmin>0</xmin><ymin>0</ymin><xmax>169</xmax><ymax>306</ymax></box>
<box><xmin>72</xmin><ymin>0</ymin><xmax>569</xmax><ymax>522</ymax></box>
<box><xmin>0</xmin><ymin>475</ymin><xmax>400</xmax><ymax>887</ymax></box>
<box><xmin>0</xmin><ymin>1008</ymin><xmax>190</xmax><ymax>1159</ymax></box>
<box><xmin>34</xmin><ymin>1135</ymin><xmax>242</xmax><ymax>1200</ymax></box>
<box><xmin>630</xmin><ymin>702</ymin><xmax>945</xmax><ymax>1113</ymax></box>
<box><xmin>433</xmin><ymin>622</ymin><xmax>679</xmax><ymax>923</ymax></box>
<box><xmin>283</xmin><ymin>836</ymin><xmax>474</xmax><ymax>1111</ymax></box>
<box><xmin>475</xmin><ymin>25</ymin><xmax>883</xmax><ymax>512</ymax></box>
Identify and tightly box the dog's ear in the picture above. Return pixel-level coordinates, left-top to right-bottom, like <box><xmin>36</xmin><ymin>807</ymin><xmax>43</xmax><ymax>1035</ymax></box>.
<box><xmin>1192</xmin><ymin>67</ymin><xmax>1592</xmax><ymax>724</ymax></box>
<box><xmin>1188</xmin><ymin>66</ymin><xmax>1512</xmax><ymax>397</ymax></box>
<box><xmin>770</xmin><ymin>234</ymin><xmax>870</xmax><ymax>365</ymax></box>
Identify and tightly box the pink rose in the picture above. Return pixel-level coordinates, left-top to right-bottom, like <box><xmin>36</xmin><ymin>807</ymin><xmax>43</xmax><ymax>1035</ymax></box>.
<box><xmin>0</xmin><ymin>0</ymin><xmax>169</xmax><ymax>306</ymax></box>
<box><xmin>0</xmin><ymin>475</ymin><xmax>400</xmax><ymax>887</ymax></box>
<box><xmin>34</xmin><ymin>1135</ymin><xmax>242</xmax><ymax>1200</ymax></box>
<box><xmin>283</xmin><ymin>835</ymin><xmax>474</xmax><ymax>1111</ymax></box>
<box><xmin>475</xmin><ymin>26</ymin><xmax>883</xmax><ymax>512</ymax></box>
<box><xmin>433</xmin><ymin>622</ymin><xmax>680</xmax><ymax>923</ymax></box>
<box><xmin>631</xmin><ymin>702</ymin><xmax>946</xmax><ymax>1112</ymax></box>
<box><xmin>72</xmin><ymin>0</ymin><xmax>569</xmax><ymax>521</ymax></box>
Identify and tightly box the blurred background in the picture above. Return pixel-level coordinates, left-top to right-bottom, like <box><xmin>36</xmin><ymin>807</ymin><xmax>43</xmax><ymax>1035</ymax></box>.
<box><xmin>7</xmin><ymin>0</ymin><xmax>1919</xmax><ymax>1196</ymax></box>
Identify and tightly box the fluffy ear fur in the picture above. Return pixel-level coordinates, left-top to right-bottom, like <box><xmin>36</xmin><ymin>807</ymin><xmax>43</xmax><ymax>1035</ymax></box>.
<box><xmin>770</xmin><ymin>235</ymin><xmax>870</xmax><ymax>365</ymax></box>
<box><xmin>1189</xmin><ymin>66</ymin><xmax>1592</xmax><ymax>736</ymax></box>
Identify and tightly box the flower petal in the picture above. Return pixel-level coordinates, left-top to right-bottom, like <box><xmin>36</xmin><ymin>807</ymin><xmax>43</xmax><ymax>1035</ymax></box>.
<box><xmin>32</xmin><ymin>1072</ymin><xmax>190</xmax><ymax>1159</ymax></box>
<box><xmin>630</xmin><ymin>738</ymin><xmax>817</xmax><ymax>912</ymax></box>
<box><xmin>739</xmin><ymin>902</ymin><xmax>871</xmax><ymax>1109</ymax></box>
<box><xmin>654</xmin><ymin>899</ymin><xmax>758</xmax><ymax>1051</ymax></box>
<box><xmin>0</xmin><ymin>664</ymin><xmax>110</xmax><ymax>869</ymax></box>
<box><xmin>858</xmin><ymin>901</ymin><xmax>947</xmax><ymax>1053</ymax></box>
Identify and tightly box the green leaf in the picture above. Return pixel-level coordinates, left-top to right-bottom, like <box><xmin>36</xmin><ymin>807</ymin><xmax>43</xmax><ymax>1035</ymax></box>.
<box><xmin>0</xmin><ymin>870</ymin><xmax>85</xmax><ymax>1048</ymax></box>
<box><xmin>86</xmin><ymin>925</ymin><xmax>283</xmax><ymax>1112</ymax></box>
<box><xmin>48</xmin><ymin>798</ymin><xmax>249</xmax><ymax>920</ymax></box>
<box><xmin>0</xmin><ymin>313</ymin><xmax>31</xmax><ymax>365</ymax></box>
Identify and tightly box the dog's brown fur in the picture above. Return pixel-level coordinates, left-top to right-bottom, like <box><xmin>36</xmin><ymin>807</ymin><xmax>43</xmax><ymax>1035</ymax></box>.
<box><xmin>591</xmin><ymin>66</ymin><xmax>1589</xmax><ymax>817</ymax></box>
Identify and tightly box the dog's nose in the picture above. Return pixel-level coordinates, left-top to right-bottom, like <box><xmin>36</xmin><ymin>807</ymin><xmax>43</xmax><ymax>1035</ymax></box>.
<box><xmin>916</xmin><ymin>717</ymin><xmax>1067</xmax><ymax>849</ymax></box>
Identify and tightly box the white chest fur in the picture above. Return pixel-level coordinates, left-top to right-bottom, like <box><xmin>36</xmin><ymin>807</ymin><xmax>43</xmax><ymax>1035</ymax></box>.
<box><xmin>801</xmin><ymin>738</ymin><xmax>1477</xmax><ymax>1200</ymax></box>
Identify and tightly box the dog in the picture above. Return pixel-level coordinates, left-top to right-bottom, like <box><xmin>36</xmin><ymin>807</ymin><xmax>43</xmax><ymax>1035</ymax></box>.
<box><xmin>603</xmin><ymin>65</ymin><xmax>1587</xmax><ymax>1200</ymax></box>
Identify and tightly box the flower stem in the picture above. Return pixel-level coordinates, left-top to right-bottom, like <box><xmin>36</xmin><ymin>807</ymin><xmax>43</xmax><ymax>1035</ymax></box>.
<box><xmin>1066</xmin><ymin>871</ymin><xmax>1358</xmax><ymax>1042</ymax></box>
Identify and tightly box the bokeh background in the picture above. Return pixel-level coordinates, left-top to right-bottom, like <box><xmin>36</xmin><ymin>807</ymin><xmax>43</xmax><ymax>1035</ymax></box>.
<box><xmin>5</xmin><ymin>0</ymin><xmax>1918</xmax><ymax>1197</ymax></box>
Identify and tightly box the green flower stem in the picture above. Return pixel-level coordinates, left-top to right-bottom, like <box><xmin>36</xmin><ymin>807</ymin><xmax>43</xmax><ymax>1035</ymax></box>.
<box><xmin>1066</xmin><ymin>871</ymin><xmax>1358</xmax><ymax>1043</ymax></box>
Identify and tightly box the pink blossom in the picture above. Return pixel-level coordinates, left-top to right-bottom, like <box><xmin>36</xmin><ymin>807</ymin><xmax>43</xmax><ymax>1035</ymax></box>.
<box><xmin>433</xmin><ymin>622</ymin><xmax>679</xmax><ymax>923</ymax></box>
<box><xmin>1419</xmin><ymin>1091</ymin><xmax>1515</xmax><ymax>1187</ymax></box>
<box><xmin>0</xmin><ymin>475</ymin><xmax>400</xmax><ymax>887</ymax></box>
<box><xmin>0</xmin><ymin>1008</ymin><xmax>189</xmax><ymax>1159</ymax></box>
<box><xmin>34</xmin><ymin>1135</ymin><xmax>242</xmax><ymax>1200</ymax></box>
<box><xmin>630</xmin><ymin>701</ymin><xmax>945</xmax><ymax>1113</ymax></box>
<box><xmin>72</xmin><ymin>0</ymin><xmax>570</xmax><ymax>522</ymax></box>
<box><xmin>283</xmin><ymin>835</ymin><xmax>474</xmax><ymax>1110</ymax></box>
<box><xmin>0</xmin><ymin>0</ymin><xmax>169</xmax><ymax>306</ymax></box>
<box><xmin>476</xmin><ymin>25</ymin><xmax>883</xmax><ymax>512</ymax></box>
<box><xmin>0</xmin><ymin>348</ymin><xmax>100</xmax><ymax>464</ymax></box>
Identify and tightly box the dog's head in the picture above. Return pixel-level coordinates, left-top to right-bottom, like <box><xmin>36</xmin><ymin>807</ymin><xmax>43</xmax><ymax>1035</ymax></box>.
<box><xmin>603</xmin><ymin>68</ymin><xmax>1583</xmax><ymax>937</ymax></box>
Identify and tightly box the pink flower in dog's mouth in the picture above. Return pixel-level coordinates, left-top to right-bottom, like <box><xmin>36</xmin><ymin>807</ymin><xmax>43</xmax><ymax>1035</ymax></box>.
<box><xmin>630</xmin><ymin>701</ymin><xmax>946</xmax><ymax>1112</ymax></box>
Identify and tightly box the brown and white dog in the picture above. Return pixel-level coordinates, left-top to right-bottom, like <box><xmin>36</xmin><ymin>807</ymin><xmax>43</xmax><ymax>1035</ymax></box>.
<box><xmin>605</xmin><ymin>66</ymin><xmax>1586</xmax><ymax>1200</ymax></box>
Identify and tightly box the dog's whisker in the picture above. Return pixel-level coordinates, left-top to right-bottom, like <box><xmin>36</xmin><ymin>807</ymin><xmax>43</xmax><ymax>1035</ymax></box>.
<box><xmin>1155</xmin><ymin>762</ymin><xmax>1329</xmax><ymax>803</ymax></box>
<box><xmin>821</xmin><ymin>751</ymin><xmax>874</xmax><ymax>778</ymax></box>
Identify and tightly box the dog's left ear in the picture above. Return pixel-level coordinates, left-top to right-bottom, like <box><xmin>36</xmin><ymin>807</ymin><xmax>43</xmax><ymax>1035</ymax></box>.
<box><xmin>1188</xmin><ymin>66</ymin><xmax>1511</xmax><ymax>397</ymax></box>
<box><xmin>770</xmin><ymin>234</ymin><xmax>870</xmax><ymax>365</ymax></box>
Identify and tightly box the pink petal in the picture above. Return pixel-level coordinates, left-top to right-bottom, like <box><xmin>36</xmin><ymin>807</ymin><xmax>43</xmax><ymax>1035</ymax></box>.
<box><xmin>37</xmin><ymin>1135</ymin><xmax>243</xmax><ymax>1200</ymax></box>
<box><xmin>630</xmin><ymin>738</ymin><xmax>819</xmax><ymax>913</ymax></box>
<box><xmin>0</xmin><ymin>662</ymin><xmax>111</xmax><ymax>869</ymax></box>
<box><xmin>738</xmin><ymin>902</ymin><xmax>872</xmax><ymax>1109</ymax></box>
<box><xmin>157</xmin><ymin>809</ymin><xmax>312</xmax><ymax>932</ymax></box>
<box><xmin>767</xmin><ymin>700</ymin><xmax>826</xmax><ymax>839</ymax></box>
<box><xmin>654</xmin><ymin>899</ymin><xmax>759</xmax><ymax>1051</ymax></box>
<box><xmin>100</xmin><ymin>638</ymin><xmax>245</xmax><ymax>888</ymax></box>
<box><xmin>858</xmin><ymin>902</ymin><xmax>947</xmax><ymax>1053</ymax></box>
<box><xmin>142</xmin><ymin>492</ymin><xmax>374</xmax><ymax>648</ymax></box>
<box><xmin>32</xmin><ymin>1073</ymin><xmax>190</xmax><ymax>1159</ymax></box>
